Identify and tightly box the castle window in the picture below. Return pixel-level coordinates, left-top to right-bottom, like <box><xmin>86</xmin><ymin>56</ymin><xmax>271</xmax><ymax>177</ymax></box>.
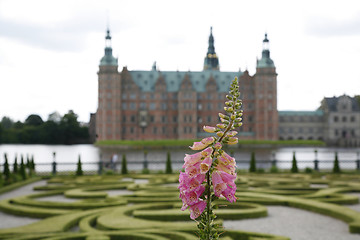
<box><xmin>122</xmin><ymin>127</ymin><xmax>126</xmax><ymax>134</ymax></box>
<box><xmin>218</xmin><ymin>103</ymin><xmax>222</xmax><ymax>110</ymax></box>
<box><xmin>130</xmin><ymin>127</ymin><xmax>134</xmax><ymax>134</ymax></box>
<box><xmin>130</xmin><ymin>102</ymin><xmax>136</xmax><ymax>110</ymax></box>
<box><xmin>172</xmin><ymin>103</ymin><xmax>178</xmax><ymax>110</ymax></box>
<box><xmin>161</xmin><ymin>116</ymin><xmax>167</xmax><ymax>123</ymax></box>
<box><xmin>122</xmin><ymin>94</ymin><xmax>127</xmax><ymax>99</ymax></box>
<box><xmin>153</xmin><ymin>127</ymin><xmax>157</xmax><ymax>134</ymax></box>
<box><xmin>149</xmin><ymin>103</ymin><xmax>156</xmax><ymax>110</ymax></box>
<box><xmin>173</xmin><ymin>116</ymin><xmax>177</xmax><ymax>122</ymax></box>
<box><xmin>150</xmin><ymin>115</ymin><xmax>154</xmax><ymax>123</ymax></box>
<box><xmin>122</xmin><ymin>116</ymin><xmax>126</xmax><ymax>122</ymax></box>
<box><xmin>161</xmin><ymin>103</ymin><xmax>167</xmax><ymax>110</ymax></box>
<box><xmin>342</xmin><ymin>116</ymin><xmax>347</xmax><ymax>122</ymax></box>
<box><xmin>197</xmin><ymin>117</ymin><xmax>202</xmax><ymax>123</ymax></box>
<box><xmin>122</xmin><ymin>103</ymin><xmax>127</xmax><ymax>110</ymax></box>
<box><xmin>198</xmin><ymin>103</ymin><xmax>202</xmax><ymax>110</ymax></box>
<box><xmin>140</xmin><ymin>102</ymin><xmax>146</xmax><ymax>109</ymax></box>
<box><xmin>162</xmin><ymin>127</ymin><xmax>166</xmax><ymax>134</ymax></box>
<box><xmin>173</xmin><ymin>127</ymin><xmax>177</xmax><ymax>134</ymax></box>
<box><xmin>130</xmin><ymin>93</ymin><xmax>136</xmax><ymax>99</ymax></box>
<box><xmin>351</xmin><ymin>116</ymin><xmax>355</xmax><ymax>122</ymax></box>
<box><xmin>207</xmin><ymin>103</ymin><xmax>212</xmax><ymax>110</ymax></box>
<box><xmin>207</xmin><ymin>116</ymin><xmax>212</xmax><ymax>122</ymax></box>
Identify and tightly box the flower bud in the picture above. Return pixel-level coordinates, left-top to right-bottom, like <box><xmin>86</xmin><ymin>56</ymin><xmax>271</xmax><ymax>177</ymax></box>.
<box><xmin>216</xmin><ymin>131</ymin><xmax>224</xmax><ymax>137</ymax></box>
<box><xmin>218</xmin><ymin>113</ymin><xmax>229</xmax><ymax>120</ymax></box>
<box><xmin>225</xmin><ymin>101</ymin><xmax>232</xmax><ymax>107</ymax></box>
<box><xmin>233</xmin><ymin>122</ymin><xmax>243</xmax><ymax>127</ymax></box>
<box><xmin>220</xmin><ymin>118</ymin><xmax>229</xmax><ymax>124</ymax></box>
<box><xmin>230</xmin><ymin>114</ymin><xmax>236</xmax><ymax>120</ymax></box>
<box><xmin>227</xmin><ymin>131</ymin><xmax>238</xmax><ymax>137</ymax></box>
<box><xmin>226</xmin><ymin>95</ymin><xmax>233</xmax><ymax>100</ymax></box>
<box><xmin>216</xmin><ymin>124</ymin><xmax>226</xmax><ymax>129</ymax></box>
<box><xmin>213</xmin><ymin>142</ymin><xmax>222</xmax><ymax>150</ymax></box>
<box><xmin>235</xmin><ymin>117</ymin><xmax>242</xmax><ymax>123</ymax></box>
<box><xmin>226</xmin><ymin>107</ymin><xmax>234</xmax><ymax>113</ymax></box>
<box><xmin>228</xmin><ymin>137</ymin><xmax>238</xmax><ymax>145</ymax></box>
<box><xmin>203</xmin><ymin>126</ymin><xmax>216</xmax><ymax>133</ymax></box>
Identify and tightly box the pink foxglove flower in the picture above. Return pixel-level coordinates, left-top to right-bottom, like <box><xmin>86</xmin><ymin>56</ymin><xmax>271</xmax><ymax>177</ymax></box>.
<box><xmin>179</xmin><ymin>77</ymin><xmax>242</xmax><ymax>239</ymax></box>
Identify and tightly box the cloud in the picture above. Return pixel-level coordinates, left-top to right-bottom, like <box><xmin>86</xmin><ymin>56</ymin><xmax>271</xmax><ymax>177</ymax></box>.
<box><xmin>0</xmin><ymin>12</ymin><xmax>108</xmax><ymax>52</ymax></box>
<box><xmin>305</xmin><ymin>14</ymin><xmax>360</xmax><ymax>37</ymax></box>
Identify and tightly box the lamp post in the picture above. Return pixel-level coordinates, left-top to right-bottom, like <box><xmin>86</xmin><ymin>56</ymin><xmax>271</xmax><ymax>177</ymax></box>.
<box><xmin>52</xmin><ymin>152</ymin><xmax>57</xmax><ymax>175</ymax></box>
<box><xmin>314</xmin><ymin>149</ymin><xmax>319</xmax><ymax>171</ymax></box>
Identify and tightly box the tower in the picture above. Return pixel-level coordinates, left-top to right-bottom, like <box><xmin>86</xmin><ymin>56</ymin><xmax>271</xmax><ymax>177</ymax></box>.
<box><xmin>96</xmin><ymin>28</ymin><xmax>121</xmax><ymax>141</ymax></box>
<box><xmin>254</xmin><ymin>33</ymin><xmax>278</xmax><ymax>140</ymax></box>
<box><xmin>203</xmin><ymin>27</ymin><xmax>219</xmax><ymax>71</ymax></box>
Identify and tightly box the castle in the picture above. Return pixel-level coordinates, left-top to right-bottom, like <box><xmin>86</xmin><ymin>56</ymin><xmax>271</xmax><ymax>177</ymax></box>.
<box><xmin>92</xmin><ymin>28</ymin><xmax>360</xmax><ymax>146</ymax></box>
<box><xmin>95</xmin><ymin>28</ymin><xmax>278</xmax><ymax>141</ymax></box>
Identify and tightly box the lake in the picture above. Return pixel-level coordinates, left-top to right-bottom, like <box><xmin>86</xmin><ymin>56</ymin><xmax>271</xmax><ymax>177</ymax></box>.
<box><xmin>0</xmin><ymin>144</ymin><xmax>359</xmax><ymax>172</ymax></box>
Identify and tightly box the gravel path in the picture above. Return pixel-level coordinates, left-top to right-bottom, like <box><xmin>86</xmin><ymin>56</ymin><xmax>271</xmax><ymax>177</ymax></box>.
<box><xmin>223</xmin><ymin>206</ymin><xmax>360</xmax><ymax>240</ymax></box>
<box><xmin>0</xmin><ymin>180</ymin><xmax>47</xmax><ymax>229</ymax></box>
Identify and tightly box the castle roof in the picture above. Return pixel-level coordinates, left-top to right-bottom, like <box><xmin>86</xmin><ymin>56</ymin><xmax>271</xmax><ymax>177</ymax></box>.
<box><xmin>128</xmin><ymin>69</ymin><xmax>242</xmax><ymax>93</ymax></box>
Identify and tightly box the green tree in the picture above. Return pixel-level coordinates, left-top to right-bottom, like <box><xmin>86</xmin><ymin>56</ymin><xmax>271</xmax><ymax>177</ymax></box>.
<box><xmin>0</xmin><ymin>123</ymin><xmax>3</xmax><ymax>143</ymax></box>
<box><xmin>76</xmin><ymin>155</ymin><xmax>83</xmax><ymax>176</ymax></box>
<box><xmin>333</xmin><ymin>152</ymin><xmax>341</xmax><ymax>173</ymax></box>
<box><xmin>25</xmin><ymin>114</ymin><xmax>44</xmax><ymax>126</ymax></box>
<box><xmin>1</xmin><ymin>116</ymin><xmax>14</xmax><ymax>129</ymax></box>
<box><xmin>165</xmin><ymin>152</ymin><xmax>172</xmax><ymax>174</ymax></box>
<box><xmin>249</xmin><ymin>152</ymin><xmax>256</xmax><ymax>173</ymax></box>
<box><xmin>13</xmin><ymin>155</ymin><xmax>18</xmax><ymax>174</ymax></box>
<box><xmin>3</xmin><ymin>153</ymin><xmax>10</xmax><ymax>182</ymax></box>
<box><xmin>291</xmin><ymin>151</ymin><xmax>298</xmax><ymax>173</ymax></box>
<box><xmin>19</xmin><ymin>155</ymin><xmax>27</xmax><ymax>180</ymax></box>
<box><xmin>121</xmin><ymin>154</ymin><xmax>128</xmax><ymax>174</ymax></box>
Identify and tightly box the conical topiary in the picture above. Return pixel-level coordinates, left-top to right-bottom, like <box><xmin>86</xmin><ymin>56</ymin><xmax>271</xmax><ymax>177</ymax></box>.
<box><xmin>249</xmin><ymin>152</ymin><xmax>256</xmax><ymax>173</ymax></box>
<box><xmin>3</xmin><ymin>153</ymin><xmax>10</xmax><ymax>182</ymax></box>
<box><xmin>333</xmin><ymin>152</ymin><xmax>341</xmax><ymax>173</ymax></box>
<box><xmin>19</xmin><ymin>155</ymin><xmax>27</xmax><ymax>180</ymax></box>
<box><xmin>291</xmin><ymin>151</ymin><xmax>298</xmax><ymax>173</ymax></box>
<box><xmin>13</xmin><ymin>155</ymin><xmax>18</xmax><ymax>174</ymax></box>
<box><xmin>76</xmin><ymin>155</ymin><xmax>83</xmax><ymax>176</ymax></box>
<box><xmin>121</xmin><ymin>154</ymin><xmax>128</xmax><ymax>174</ymax></box>
<box><xmin>165</xmin><ymin>152</ymin><xmax>172</xmax><ymax>174</ymax></box>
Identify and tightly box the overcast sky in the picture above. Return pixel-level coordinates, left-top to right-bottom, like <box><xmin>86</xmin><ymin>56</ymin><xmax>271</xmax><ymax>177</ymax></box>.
<box><xmin>1</xmin><ymin>0</ymin><xmax>360</xmax><ymax>123</ymax></box>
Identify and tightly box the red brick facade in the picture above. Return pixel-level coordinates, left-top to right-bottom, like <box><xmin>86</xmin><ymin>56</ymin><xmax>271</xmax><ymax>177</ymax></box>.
<box><xmin>95</xmin><ymin>30</ymin><xmax>278</xmax><ymax>141</ymax></box>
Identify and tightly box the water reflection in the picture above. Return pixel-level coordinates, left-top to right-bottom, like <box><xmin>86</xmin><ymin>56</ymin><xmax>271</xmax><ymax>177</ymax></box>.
<box><xmin>0</xmin><ymin>144</ymin><xmax>359</xmax><ymax>172</ymax></box>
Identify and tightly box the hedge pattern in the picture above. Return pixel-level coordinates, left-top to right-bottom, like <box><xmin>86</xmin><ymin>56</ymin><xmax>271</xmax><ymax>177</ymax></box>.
<box><xmin>0</xmin><ymin>173</ymin><xmax>359</xmax><ymax>239</ymax></box>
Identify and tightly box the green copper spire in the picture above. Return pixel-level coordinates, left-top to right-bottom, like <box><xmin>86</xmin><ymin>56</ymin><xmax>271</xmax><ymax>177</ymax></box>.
<box><xmin>100</xmin><ymin>28</ymin><xmax>118</xmax><ymax>66</ymax></box>
<box><xmin>203</xmin><ymin>27</ymin><xmax>219</xmax><ymax>71</ymax></box>
<box><xmin>257</xmin><ymin>33</ymin><xmax>275</xmax><ymax>68</ymax></box>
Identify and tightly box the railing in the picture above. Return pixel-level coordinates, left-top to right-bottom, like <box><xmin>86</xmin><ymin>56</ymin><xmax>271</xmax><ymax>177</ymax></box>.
<box><xmin>1</xmin><ymin>157</ymin><xmax>359</xmax><ymax>176</ymax></box>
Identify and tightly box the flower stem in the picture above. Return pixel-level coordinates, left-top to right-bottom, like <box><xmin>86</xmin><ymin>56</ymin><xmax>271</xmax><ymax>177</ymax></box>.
<box><xmin>206</xmin><ymin>169</ymin><xmax>211</xmax><ymax>239</ymax></box>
